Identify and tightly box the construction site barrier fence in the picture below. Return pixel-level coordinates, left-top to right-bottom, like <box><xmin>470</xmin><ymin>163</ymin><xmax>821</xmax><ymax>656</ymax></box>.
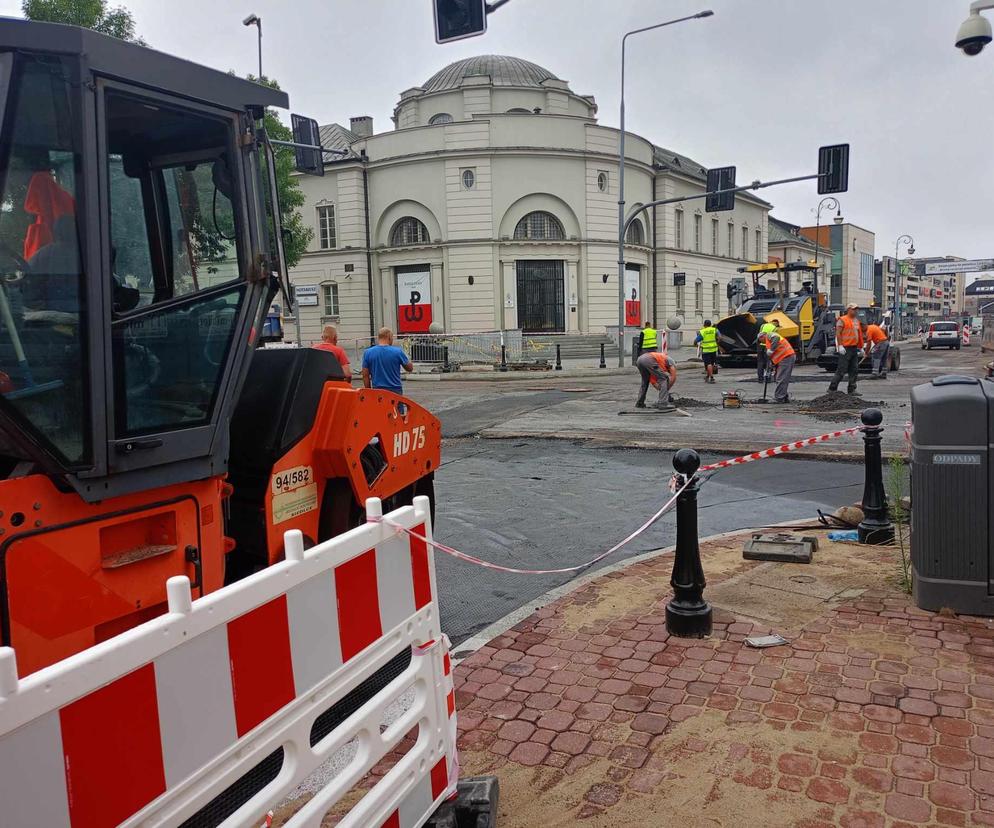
<box><xmin>0</xmin><ymin>495</ymin><xmax>457</xmax><ymax>828</ymax></box>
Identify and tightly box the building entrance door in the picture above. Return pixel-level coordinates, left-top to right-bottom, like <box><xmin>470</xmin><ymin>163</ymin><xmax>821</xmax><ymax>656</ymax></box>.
<box><xmin>516</xmin><ymin>260</ymin><xmax>565</xmax><ymax>333</ymax></box>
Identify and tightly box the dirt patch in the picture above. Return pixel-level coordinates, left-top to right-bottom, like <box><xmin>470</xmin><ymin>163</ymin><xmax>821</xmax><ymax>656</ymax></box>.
<box><xmin>670</xmin><ymin>396</ymin><xmax>713</xmax><ymax>408</ymax></box>
<box><xmin>559</xmin><ymin>571</ymin><xmax>665</xmax><ymax>632</ymax></box>
<box><xmin>802</xmin><ymin>391</ymin><xmax>882</xmax><ymax>412</ymax></box>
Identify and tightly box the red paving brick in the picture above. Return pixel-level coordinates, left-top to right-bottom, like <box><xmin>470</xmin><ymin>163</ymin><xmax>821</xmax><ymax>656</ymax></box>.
<box><xmin>448</xmin><ymin>533</ymin><xmax>994</xmax><ymax>825</ymax></box>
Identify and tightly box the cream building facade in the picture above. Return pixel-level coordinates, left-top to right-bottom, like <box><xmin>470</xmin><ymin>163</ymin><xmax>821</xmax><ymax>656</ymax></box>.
<box><xmin>287</xmin><ymin>56</ymin><xmax>770</xmax><ymax>348</ymax></box>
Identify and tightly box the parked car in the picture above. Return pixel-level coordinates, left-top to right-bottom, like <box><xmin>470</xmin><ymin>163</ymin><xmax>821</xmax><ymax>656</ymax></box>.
<box><xmin>817</xmin><ymin>345</ymin><xmax>901</xmax><ymax>373</ymax></box>
<box><xmin>920</xmin><ymin>321</ymin><xmax>961</xmax><ymax>350</ymax></box>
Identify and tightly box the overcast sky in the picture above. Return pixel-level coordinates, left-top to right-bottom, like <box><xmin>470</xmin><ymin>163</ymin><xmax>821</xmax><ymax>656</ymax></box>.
<box><xmin>3</xmin><ymin>0</ymin><xmax>992</xmax><ymax>265</ymax></box>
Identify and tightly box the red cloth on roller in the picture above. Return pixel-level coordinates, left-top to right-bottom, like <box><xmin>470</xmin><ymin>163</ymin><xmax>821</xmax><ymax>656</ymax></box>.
<box><xmin>23</xmin><ymin>171</ymin><xmax>76</xmax><ymax>260</ymax></box>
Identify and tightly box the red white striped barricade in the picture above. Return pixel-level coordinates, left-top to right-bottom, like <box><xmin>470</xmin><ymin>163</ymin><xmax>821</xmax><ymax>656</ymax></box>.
<box><xmin>964</xmin><ymin>325</ymin><xmax>972</xmax><ymax>346</ymax></box>
<box><xmin>0</xmin><ymin>495</ymin><xmax>457</xmax><ymax>828</ymax></box>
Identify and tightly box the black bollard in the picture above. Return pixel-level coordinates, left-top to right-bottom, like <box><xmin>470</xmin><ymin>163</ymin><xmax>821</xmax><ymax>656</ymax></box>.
<box><xmin>555</xmin><ymin>343</ymin><xmax>563</xmax><ymax>371</ymax></box>
<box><xmin>666</xmin><ymin>449</ymin><xmax>713</xmax><ymax>638</ymax></box>
<box><xmin>857</xmin><ymin>408</ymin><xmax>894</xmax><ymax>544</ymax></box>
<box><xmin>599</xmin><ymin>342</ymin><xmax>607</xmax><ymax>369</ymax></box>
<box><xmin>499</xmin><ymin>344</ymin><xmax>508</xmax><ymax>372</ymax></box>
<box><xmin>442</xmin><ymin>346</ymin><xmax>450</xmax><ymax>373</ymax></box>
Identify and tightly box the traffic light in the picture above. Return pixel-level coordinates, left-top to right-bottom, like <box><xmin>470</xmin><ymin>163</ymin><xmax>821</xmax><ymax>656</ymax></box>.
<box><xmin>818</xmin><ymin>144</ymin><xmax>850</xmax><ymax>194</ymax></box>
<box><xmin>433</xmin><ymin>0</ymin><xmax>487</xmax><ymax>43</ymax></box>
<box><xmin>705</xmin><ymin>166</ymin><xmax>736</xmax><ymax>212</ymax></box>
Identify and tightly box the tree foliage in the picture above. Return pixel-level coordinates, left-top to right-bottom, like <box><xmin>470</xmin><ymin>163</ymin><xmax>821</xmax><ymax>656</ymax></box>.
<box><xmin>246</xmin><ymin>75</ymin><xmax>313</xmax><ymax>270</ymax></box>
<box><xmin>22</xmin><ymin>0</ymin><xmax>145</xmax><ymax>43</ymax></box>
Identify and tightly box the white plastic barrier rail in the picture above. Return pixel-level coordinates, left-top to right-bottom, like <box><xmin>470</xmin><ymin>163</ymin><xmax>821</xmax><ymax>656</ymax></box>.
<box><xmin>0</xmin><ymin>495</ymin><xmax>457</xmax><ymax>828</ymax></box>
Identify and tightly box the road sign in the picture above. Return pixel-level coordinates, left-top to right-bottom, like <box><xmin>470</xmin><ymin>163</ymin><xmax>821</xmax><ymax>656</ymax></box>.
<box><xmin>433</xmin><ymin>0</ymin><xmax>487</xmax><ymax>43</ymax></box>
<box><xmin>705</xmin><ymin>166</ymin><xmax>736</xmax><ymax>212</ymax></box>
<box><xmin>925</xmin><ymin>259</ymin><xmax>994</xmax><ymax>275</ymax></box>
<box><xmin>673</xmin><ymin>272</ymin><xmax>686</xmax><ymax>286</ymax></box>
<box><xmin>293</xmin><ymin>284</ymin><xmax>319</xmax><ymax>307</ymax></box>
<box><xmin>817</xmin><ymin>144</ymin><xmax>849</xmax><ymax>195</ymax></box>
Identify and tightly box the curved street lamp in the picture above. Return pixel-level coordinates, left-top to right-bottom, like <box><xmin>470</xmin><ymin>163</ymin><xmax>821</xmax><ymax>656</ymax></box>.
<box><xmin>810</xmin><ymin>196</ymin><xmax>842</xmax><ymax>298</ymax></box>
<box><xmin>617</xmin><ymin>10</ymin><xmax>714</xmax><ymax>366</ymax></box>
<box><xmin>894</xmin><ymin>234</ymin><xmax>916</xmax><ymax>337</ymax></box>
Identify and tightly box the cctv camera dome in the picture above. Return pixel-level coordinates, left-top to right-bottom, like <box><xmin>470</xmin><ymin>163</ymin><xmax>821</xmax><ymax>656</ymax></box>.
<box><xmin>956</xmin><ymin>12</ymin><xmax>993</xmax><ymax>56</ymax></box>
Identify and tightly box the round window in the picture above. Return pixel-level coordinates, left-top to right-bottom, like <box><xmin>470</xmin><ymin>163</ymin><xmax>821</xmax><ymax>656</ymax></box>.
<box><xmin>597</xmin><ymin>172</ymin><xmax>608</xmax><ymax>192</ymax></box>
<box><xmin>462</xmin><ymin>169</ymin><xmax>475</xmax><ymax>189</ymax></box>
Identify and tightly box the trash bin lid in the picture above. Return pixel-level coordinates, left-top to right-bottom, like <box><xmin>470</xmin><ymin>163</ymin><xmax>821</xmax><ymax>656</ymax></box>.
<box><xmin>911</xmin><ymin>376</ymin><xmax>990</xmax><ymax>449</ymax></box>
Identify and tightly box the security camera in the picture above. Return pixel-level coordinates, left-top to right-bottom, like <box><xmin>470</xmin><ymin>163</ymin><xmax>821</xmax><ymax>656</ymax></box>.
<box><xmin>956</xmin><ymin>7</ymin><xmax>993</xmax><ymax>56</ymax></box>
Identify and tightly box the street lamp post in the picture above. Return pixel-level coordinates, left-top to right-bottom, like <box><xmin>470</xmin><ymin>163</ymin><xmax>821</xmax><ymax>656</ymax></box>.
<box><xmin>810</xmin><ymin>197</ymin><xmax>841</xmax><ymax>298</ymax></box>
<box><xmin>243</xmin><ymin>14</ymin><xmax>262</xmax><ymax>79</ymax></box>
<box><xmin>617</xmin><ymin>10</ymin><xmax>713</xmax><ymax>367</ymax></box>
<box><xmin>894</xmin><ymin>234</ymin><xmax>915</xmax><ymax>338</ymax></box>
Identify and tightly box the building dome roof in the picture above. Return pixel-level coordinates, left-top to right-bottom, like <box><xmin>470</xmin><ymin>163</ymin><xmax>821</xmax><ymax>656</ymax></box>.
<box><xmin>422</xmin><ymin>55</ymin><xmax>562</xmax><ymax>93</ymax></box>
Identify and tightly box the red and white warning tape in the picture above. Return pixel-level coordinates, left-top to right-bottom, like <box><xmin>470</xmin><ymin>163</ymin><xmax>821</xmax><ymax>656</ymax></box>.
<box><xmin>374</xmin><ymin>421</ymin><xmax>865</xmax><ymax>576</ymax></box>
<box><xmin>697</xmin><ymin>426</ymin><xmax>862</xmax><ymax>472</ymax></box>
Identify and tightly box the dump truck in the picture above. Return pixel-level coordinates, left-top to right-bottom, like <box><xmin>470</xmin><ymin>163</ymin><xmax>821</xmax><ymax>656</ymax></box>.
<box><xmin>716</xmin><ymin>261</ymin><xmax>836</xmax><ymax>366</ymax></box>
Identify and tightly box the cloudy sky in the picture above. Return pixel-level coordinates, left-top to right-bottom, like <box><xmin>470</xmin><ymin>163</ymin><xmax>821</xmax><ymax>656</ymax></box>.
<box><xmin>3</xmin><ymin>0</ymin><xmax>991</xmax><ymax>263</ymax></box>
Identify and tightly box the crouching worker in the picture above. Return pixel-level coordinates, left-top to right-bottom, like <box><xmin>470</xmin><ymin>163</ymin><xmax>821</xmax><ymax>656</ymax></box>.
<box><xmin>759</xmin><ymin>331</ymin><xmax>796</xmax><ymax>403</ymax></box>
<box><xmin>636</xmin><ymin>351</ymin><xmax>677</xmax><ymax>410</ymax></box>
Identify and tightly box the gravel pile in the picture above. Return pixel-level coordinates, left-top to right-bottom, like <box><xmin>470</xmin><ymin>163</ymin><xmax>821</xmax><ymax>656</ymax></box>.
<box><xmin>670</xmin><ymin>396</ymin><xmax>712</xmax><ymax>408</ymax></box>
<box><xmin>802</xmin><ymin>391</ymin><xmax>882</xmax><ymax>412</ymax></box>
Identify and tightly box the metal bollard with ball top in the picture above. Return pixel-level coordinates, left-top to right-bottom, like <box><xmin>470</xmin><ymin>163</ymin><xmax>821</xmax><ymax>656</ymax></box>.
<box><xmin>666</xmin><ymin>449</ymin><xmax>713</xmax><ymax>638</ymax></box>
<box><xmin>857</xmin><ymin>407</ymin><xmax>894</xmax><ymax>544</ymax></box>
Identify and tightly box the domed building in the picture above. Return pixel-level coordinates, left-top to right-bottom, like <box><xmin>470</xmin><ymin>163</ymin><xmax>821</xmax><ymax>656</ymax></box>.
<box><xmin>287</xmin><ymin>55</ymin><xmax>770</xmax><ymax>350</ymax></box>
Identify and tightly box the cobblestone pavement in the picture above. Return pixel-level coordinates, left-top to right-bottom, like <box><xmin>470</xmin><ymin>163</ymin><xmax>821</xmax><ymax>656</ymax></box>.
<box><xmin>450</xmin><ymin>534</ymin><xmax>994</xmax><ymax>827</ymax></box>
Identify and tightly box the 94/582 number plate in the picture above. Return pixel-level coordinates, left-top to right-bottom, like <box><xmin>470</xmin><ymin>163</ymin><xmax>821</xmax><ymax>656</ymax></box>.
<box><xmin>271</xmin><ymin>465</ymin><xmax>313</xmax><ymax>495</ymax></box>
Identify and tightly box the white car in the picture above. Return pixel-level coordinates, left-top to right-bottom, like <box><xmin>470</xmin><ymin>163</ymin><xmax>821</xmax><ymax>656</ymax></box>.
<box><xmin>920</xmin><ymin>321</ymin><xmax>961</xmax><ymax>350</ymax></box>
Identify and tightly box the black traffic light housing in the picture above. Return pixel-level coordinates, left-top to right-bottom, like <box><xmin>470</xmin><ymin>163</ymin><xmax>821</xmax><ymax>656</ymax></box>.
<box><xmin>705</xmin><ymin>165</ymin><xmax>736</xmax><ymax>212</ymax></box>
<box><xmin>433</xmin><ymin>0</ymin><xmax>487</xmax><ymax>43</ymax></box>
<box><xmin>818</xmin><ymin>144</ymin><xmax>850</xmax><ymax>194</ymax></box>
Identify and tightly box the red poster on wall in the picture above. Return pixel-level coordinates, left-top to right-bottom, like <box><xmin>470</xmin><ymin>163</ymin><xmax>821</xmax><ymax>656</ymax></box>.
<box><xmin>624</xmin><ymin>266</ymin><xmax>641</xmax><ymax>326</ymax></box>
<box><xmin>397</xmin><ymin>269</ymin><xmax>432</xmax><ymax>333</ymax></box>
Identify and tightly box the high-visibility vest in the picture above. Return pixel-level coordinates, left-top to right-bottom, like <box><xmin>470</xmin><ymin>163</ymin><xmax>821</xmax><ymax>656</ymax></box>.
<box><xmin>698</xmin><ymin>326</ymin><xmax>719</xmax><ymax>353</ymax></box>
<box><xmin>648</xmin><ymin>352</ymin><xmax>673</xmax><ymax>387</ymax></box>
<box><xmin>837</xmin><ymin>315</ymin><xmax>863</xmax><ymax>347</ymax></box>
<box><xmin>641</xmin><ymin>326</ymin><xmax>658</xmax><ymax>350</ymax></box>
<box><xmin>866</xmin><ymin>324</ymin><xmax>888</xmax><ymax>345</ymax></box>
<box><xmin>765</xmin><ymin>334</ymin><xmax>795</xmax><ymax>365</ymax></box>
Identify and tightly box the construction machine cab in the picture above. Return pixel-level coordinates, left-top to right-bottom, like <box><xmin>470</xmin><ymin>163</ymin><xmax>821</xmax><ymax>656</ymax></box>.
<box><xmin>0</xmin><ymin>20</ymin><xmax>286</xmax><ymax>501</ymax></box>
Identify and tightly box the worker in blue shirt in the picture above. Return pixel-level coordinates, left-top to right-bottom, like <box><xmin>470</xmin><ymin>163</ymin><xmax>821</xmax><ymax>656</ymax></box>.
<box><xmin>362</xmin><ymin>327</ymin><xmax>413</xmax><ymax>393</ymax></box>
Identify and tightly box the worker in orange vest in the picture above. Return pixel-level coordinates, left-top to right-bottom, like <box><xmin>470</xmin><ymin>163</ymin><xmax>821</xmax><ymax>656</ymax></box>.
<box><xmin>828</xmin><ymin>304</ymin><xmax>864</xmax><ymax>395</ymax></box>
<box><xmin>759</xmin><ymin>331</ymin><xmax>796</xmax><ymax>403</ymax></box>
<box><xmin>635</xmin><ymin>350</ymin><xmax>677</xmax><ymax>411</ymax></box>
<box><xmin>864</xmin><ymin>322</ymin><xmax>890</xmax><ymax>379</ymax></box>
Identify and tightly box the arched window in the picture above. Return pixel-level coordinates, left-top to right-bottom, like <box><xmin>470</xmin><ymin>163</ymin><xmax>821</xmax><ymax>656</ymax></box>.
<box><xmin>429</xmin><ymin>113</ymin><xmax>453</xmax><ymax>125</ymax></box>
<box><xmin>506</xmin><ymin>108</ymin><xmax>531</xmax><ymax>114</ymax></box>
<box><xmin>695</xmin><ymin>279</ymin><xmax>704</xmax><ymax>312</ymax></box>
<box><xmin>390</xmin><ymin>217</ymin><xmax>430</xmax><ymax>246</ymax></box>
<box><xmin>625</xmin><ymin>220</ymin><xmax>644</xmax><ymax>245</ymax></box>
<box><xmin>513</xmin><ymin>211</ymin><xmax>565</xmax><ymax>240</ymax></box>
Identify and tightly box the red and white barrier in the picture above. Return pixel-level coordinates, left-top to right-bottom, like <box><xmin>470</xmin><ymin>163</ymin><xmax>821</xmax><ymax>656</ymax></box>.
<box><xmin>964</xmin><ymin>325</ymin><xmax>972</xmax><ymax>346</ymax></box>
<box><xmin>0</xmin><ymin>495</ymin><xmax>456</xmax><ymax>828</ymax></box>
<box><xmin>697</xmin><ymin>426</ymin><xmax>862</xmax><ymax>473</ymax></box>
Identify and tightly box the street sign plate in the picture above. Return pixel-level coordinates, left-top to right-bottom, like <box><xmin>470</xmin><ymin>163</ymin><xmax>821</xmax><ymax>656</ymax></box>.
<box><xmin>291</xmin><ymin>114</ymin><xmax>324</xmax><ymax>177</ymax></box>
<box><xmin>705</xmin><ymin>166</ymin><xmax>736</xmax><ymax>212</ymax></box>
<box><xmin>673</xmin><ymin>272</ymin><xmax>686</xmax><ymax>286</ymax></box>
<box><xmin>818</xmin><ymin>143</ymin><xmax>849</xmax><ymax>194</ymax></box>
<box><xmin>433</xmin><ymin>0</ymin><xmax>487</xmax><ymax>43</ymax></box>
<box><xmin>925</xmin><ymin>259</ymin><xmax>994</xmax><ymax>275</ymax></box>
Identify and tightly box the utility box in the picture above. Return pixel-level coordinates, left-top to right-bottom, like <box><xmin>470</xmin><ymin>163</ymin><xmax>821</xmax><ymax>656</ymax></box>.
<box><xmin>910</xmin><ymin>375</ymin><xmax>992</xmax><ymax>614</ymax></box>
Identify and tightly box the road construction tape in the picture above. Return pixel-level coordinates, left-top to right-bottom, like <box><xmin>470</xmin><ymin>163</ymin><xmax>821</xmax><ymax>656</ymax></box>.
<box><xmin>370</xmin><ymin>478</ymin><xmax>690</xmax><ymax>576</ymax></box>
<box><xmin>697</xmin><ymin>426</ymin><xmax>862</xmax><ymax>473</ymax></box>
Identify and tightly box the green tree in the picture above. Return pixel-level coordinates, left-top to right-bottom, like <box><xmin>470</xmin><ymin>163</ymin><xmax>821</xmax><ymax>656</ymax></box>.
<box><xmin>247</xmin><ymin>75</ymin><xmax>313</xmax><ymax>270</ymax></box>
<box><xmin>22</xmin><ymin>0</ymin><xmax>145</xmax><ymax>43</ymax></box>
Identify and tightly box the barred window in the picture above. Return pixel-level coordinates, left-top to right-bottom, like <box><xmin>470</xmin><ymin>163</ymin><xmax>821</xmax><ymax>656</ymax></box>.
<box><xmin>390</xmin><ymin>216</ymin><xmax>430</xmax><ymax>246</ymax></box>
<box><xmin>513</xmin><ymin>211</ymin><xmax>565</xmax><ymax>240</ymax></box>
<box><xmin>322</xmin><ymin>282</ymin><xmax>340</xmax><ymax>317</ymax></box>
<box><xmin>625</xmin><ymin>220</ymin><xmax>644</xmax><ymax>245</ymax></box>
<box><xmin>318</xmin><ymin>204</ymin><xmax>336</xmax><ymax>250</ymax></box>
